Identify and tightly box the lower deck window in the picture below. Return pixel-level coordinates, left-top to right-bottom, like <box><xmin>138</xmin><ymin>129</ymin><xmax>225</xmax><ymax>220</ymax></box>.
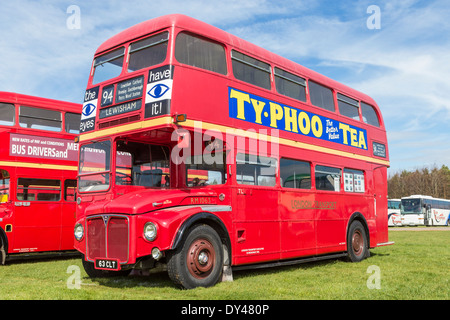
<box><xmin>236</xmin><ymin>153</ymin><xmax>277</xmax><ymax>186</ymax></box>
<box><xmin>17</xmin><ymin>178</ymin><xmax>61</xmax><ymax>201</ymax></box>
<box><xmin>344</xmin><ymin>169</ymin><xmax>365</xmax><ymax>193</ymax></box>
<box><xmin>280</xmin><ymin>158</ymin><xmax>311</xmax><ymax>189</ymax></box>
<box><xmin>315</xmin><ymin>165</ymin><xmax>341</xmax><ymax>191</ymax></box>
<box><xmin>186</xmin><ymin>152</ymin><xmax>226</xmax><ymax>187</ymax></box>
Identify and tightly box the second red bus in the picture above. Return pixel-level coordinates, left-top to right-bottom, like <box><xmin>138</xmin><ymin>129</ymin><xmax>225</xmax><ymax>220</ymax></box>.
<box><xmin>0</xmin><ymin>92</ymin><xmax>81</xmax><ymax>263</ymax></box>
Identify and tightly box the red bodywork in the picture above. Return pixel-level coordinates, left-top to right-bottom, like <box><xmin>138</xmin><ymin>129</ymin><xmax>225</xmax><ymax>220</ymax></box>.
<box><xmin>0</xmin><ymin>92</ymin><xmax>81</xmax><ymax>258</ymax></box>
<box><xmin>74</xmin><ymin>15</ymin><xmax>390</xmax><ymax>270</ymax></box>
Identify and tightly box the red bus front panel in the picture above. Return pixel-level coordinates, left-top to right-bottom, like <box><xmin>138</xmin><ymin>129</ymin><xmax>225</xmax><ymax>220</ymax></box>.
<box><xmin>86</xmin><ymin>215</ymin><xmax>129</xmax><ymax>264</ymax></box>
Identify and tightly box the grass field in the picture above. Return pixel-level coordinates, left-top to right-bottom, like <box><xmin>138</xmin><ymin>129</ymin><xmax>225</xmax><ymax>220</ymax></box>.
<box><xmin>0</xmin><ymin>230</ymin><xmax>448</xmax><ymax>300</ymax></box>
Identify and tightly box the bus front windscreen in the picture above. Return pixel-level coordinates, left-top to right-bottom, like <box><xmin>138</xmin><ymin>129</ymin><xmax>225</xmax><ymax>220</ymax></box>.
<box><xmin>78</xmin><ymin>141</ymin><xmax>111</xmax><ymax>192</ymax></box>
<box><xmin>401</xmin><ymin>198</ymin><xmax>422</xmax><ymax>214</ymax></box>
<box><xmin>92</xmin><ymin>47</ymin><xmax>125</xmax><ymax>85</ymax></box>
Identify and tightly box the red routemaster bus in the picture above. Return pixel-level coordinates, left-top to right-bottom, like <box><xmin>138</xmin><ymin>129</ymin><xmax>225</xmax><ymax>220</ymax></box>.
<box><xmin>0</xmin><ymin>92</ymin><xmax>81</xmax><ymax>264</ymax></box>
<box><xmin>74</xmin><ymin>14</ymin><xmax>392</xmax><ymax>288</ymax></box>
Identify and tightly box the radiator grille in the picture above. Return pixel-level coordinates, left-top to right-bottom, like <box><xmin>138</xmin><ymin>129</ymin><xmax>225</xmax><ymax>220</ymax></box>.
<box><xmin>86</xmin><ymin>216</ymin><xmax>129</xmax><ymax>263</ymax></box>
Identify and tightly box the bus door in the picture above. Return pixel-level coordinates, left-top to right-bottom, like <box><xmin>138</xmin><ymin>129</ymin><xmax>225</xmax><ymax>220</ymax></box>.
<box><xmin>233</xmin><ymin>153</ymin><xmax>280</xmax><ymax>263</ymax></box>
<box><xmin>61</xmin><ymin>179</ymin><xmax>77</xmax><ymax>250</ymax></box>
<box><xmin>0</xmin><ymin>169</ymin><xmax>13</xmax><ymax>236</ymax></box>
<box><xmin>373</xmin><ymin>167</ymin><xmax>388</xmax><ymax>244</ymax></box>
<box><xmin>314</xmin><ymin>165</ymin><xmax>345</xmax><ymax>253</ymax></box>
<box><xmin>279</xmin><ymin>159</ymin><xmax>316</xmax><ymax>258</ymax></box>
<box><xmin>12</xmin><ymin>177</ymin><xmax>63</xmax><ymax>253</ymax></box>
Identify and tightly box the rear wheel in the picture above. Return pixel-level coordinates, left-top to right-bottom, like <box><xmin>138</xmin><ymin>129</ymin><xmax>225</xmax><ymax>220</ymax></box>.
<box><xmin>347</xmin><ymin>221</ymin><xmax>369</xmax><ymax>262</ymax></box>
<box><xmin>167</xmin><ymin>224</ymin><xmax>223</xmax><ymax>289</ymax></box>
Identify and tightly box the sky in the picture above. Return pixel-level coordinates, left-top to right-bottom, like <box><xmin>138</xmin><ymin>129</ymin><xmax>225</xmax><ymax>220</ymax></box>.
<box><xmin>0</xmin><ymin>0</ymin><xmax>449</xmax><ymax>174</ymax></box>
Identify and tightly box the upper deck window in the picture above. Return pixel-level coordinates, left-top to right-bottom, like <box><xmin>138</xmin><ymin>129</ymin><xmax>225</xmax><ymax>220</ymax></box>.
<box><xmin>128</xmin><ymin>31</ymin><xmax>169</xmax><ymax>72</ymax></box>
<box><xmin>232</xmin><ymin>50</ymin><xmax>271</xmax><ymax>90</ymax></box>
<box><xmin>92</xmin><ymin>47</ymin><xmax>125</xmax><ymax>85</ymax></box>
<box><xmin>309</xmin><ymin>81</ymin><xmax>335</xmax><ymax>112</ymax></box>
<box><xmin>19</xmin><ymin>106</ymin><xmax>61</xmax><ymax>132</ymax></box>
<box><xmin>337</xmin><ymin>93</ymin><xmax>360</xmax><ymax>120</ymax></box>
<box><xmin>0</xmin><ymin>103</ymin><xmax>15</xmax><ymax>126</ymax></box>
<box><xmin>274</xmin><ymin>67</ymin><xmax>307</xmax><ymax>102</ymax></box>
<box><xmin>175</xmin><ymin>32</ymin><xmax>227</xmax><ymax>75</ymax></box>
<box><xmin>361</xmin><ymin>102</ymin><xmax>380</xmax><ymax>127</ymax></box>
<box><xmin>65</xmin><ymin>112</ymin><xmax>81</xmax><ymax>134</ymax></box>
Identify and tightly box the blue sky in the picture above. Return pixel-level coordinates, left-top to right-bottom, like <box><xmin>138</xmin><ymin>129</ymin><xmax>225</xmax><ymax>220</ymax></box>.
<box><xmin>1</xmin><ymin>0</ymin><xmax>449</xmax><ymax>174</ymax></box>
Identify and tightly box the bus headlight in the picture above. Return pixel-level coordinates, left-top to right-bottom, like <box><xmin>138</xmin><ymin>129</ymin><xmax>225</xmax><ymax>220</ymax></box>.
<box><xmin>74</xmin><ymin>223</ymin><xmax>84</xmax><ymax>241</ymax></box>
<box><xmin>144</xmin><ymin>222</ymin><xmax>157</xmax><ymax>241</ymax></box>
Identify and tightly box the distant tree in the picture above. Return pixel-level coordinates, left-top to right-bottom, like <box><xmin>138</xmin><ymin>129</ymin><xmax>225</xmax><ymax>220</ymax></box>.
<box><xmin>388</xmin><ymin>165</ymin><xmax>450</xmax><ymax>199</ymax></box>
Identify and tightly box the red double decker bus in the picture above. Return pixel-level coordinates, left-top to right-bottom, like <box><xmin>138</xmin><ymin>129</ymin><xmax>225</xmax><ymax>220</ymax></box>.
<box><xmin>0</xmin><ymin>92</ymin><xmax>81</xmax><ymax>263</ymax></box>
<box><xmin>74</xmin><ymin>14</ymin><xmax>392</xmax><ymax>288</ymax></box>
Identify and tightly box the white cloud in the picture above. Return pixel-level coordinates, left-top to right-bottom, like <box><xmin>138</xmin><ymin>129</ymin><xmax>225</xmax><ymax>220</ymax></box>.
<box><xmin>0</xmin><ymin>0</ymin><xmax>448</xmax><ymax>172</ymax></box>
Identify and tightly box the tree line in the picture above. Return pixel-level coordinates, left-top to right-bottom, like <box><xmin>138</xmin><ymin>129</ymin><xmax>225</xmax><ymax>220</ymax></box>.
<box><xmin>388</xmin><ymin>165</ymin><xmax>450</xmax><ymax>199</ymax></box>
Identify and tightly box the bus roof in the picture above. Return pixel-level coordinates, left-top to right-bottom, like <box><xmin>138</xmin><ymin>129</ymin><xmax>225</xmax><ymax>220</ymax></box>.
<box><xmin>402</xmin><ymin>195</ymin><xmax>450</xmax><ymax>201</ymax></box>
<box><xmin>0</xmin><ymin>91</ymin><xmax>81</xmax><ymax>113</ymax></box>
<box><xmin>95</xmin><ymin>14</ymin><xmax>378</xmax><ymax>108</ymax></box>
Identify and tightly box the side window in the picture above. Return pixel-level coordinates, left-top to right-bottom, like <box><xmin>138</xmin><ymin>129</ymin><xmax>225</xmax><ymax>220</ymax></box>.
<box><xmin>361</xmin><ymin>102</ymin><xmax>380</xmax><ymax>127</ymax></box>
<box><xmin>315</xmin><ymin>165</ymin><xmax>341</xmax><ymax>191</ymax></box>
<box><xmin>115</xmin><ymin>141</ymin><xmax>170</xmax><ymax>188</ymax></box>
<box><xmin>0</xmin><ymin>103</ymin><xmax>15</xmax><ymax>126</ymax></box>
<box><xmin>274</xmin><ymin>67</ymin><xmax>307</xmax><ymax>102</ymax></box>
<box><xmin>19</xmin><ymin>106</ymin><xmax>62</xmax><ymax>132</ymax></box>
<box><xmin>236</xmin><ymin>153</ymin><xmax>277</xmax><ymax>186</ymax></box>
<box><xmin>309</xmin><ymin>81</ymin><xmax>335</xmax><ymax>112</ymax></box>
<box><xmin>186</xmin><ymin>152</ymin><xmax>226</xmax><ymax>187</ymax></box>
<box><xmin>337</xmin><ymin>93</ymin><xmax>360</xmax><ymax>120</ymax></box>
<box><xmin>231</xmin><ymin>50</ymin><xmax>271</xmax><ymax>90</ymax></box>
<box><xmin>17</xmin><ymin>178</ymin><xmax>61</xmax><ymax>201</ymax></box>
<box><xmin>343</xmin><ymin>169</ymin><xmax>365</xmax><ymax>193</ymax></box>
<box><xmin>64</xmin><ymin>179</ymin><xmax>77</xmax><ymax>201</ymax></box>
<box><xmin>128</xmin><ymin>31</ymin><xmax>169</xmax><ymax>72</ymax></box>
<box><xmin>280</xmin><ymin>158</ymin><xmax>311</xmax><ymax>189</ymax></box>
<box><xmin>175</xmin><ymin>32</ymin><xmax>227</xmax><ymax>75</ymax></box>
<box><xmin>65</xmin><ymin>112</ymin><xmax>81</xmax><ymax>134</ymax></box>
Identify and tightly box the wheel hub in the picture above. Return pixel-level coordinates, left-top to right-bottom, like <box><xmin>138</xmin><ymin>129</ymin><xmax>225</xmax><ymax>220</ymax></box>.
<box><xmin>186</xmin><ymin>238</ymin><xmax>215</xmax><ymax>279</ymax></box>
<box><xmin>198</xmin><ymin>251</ymin><xmax>209</xmax><ymax>265</ymax></box>
<box><xmin>352</xmin><ymin>230</ymin><xmax>364</xmax><ymax>256</ymax></box>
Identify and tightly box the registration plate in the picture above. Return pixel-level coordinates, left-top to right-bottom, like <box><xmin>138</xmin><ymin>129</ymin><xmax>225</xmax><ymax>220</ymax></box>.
<box><xmin>95</xmin><ymin>259</ymin><xmax>120</xmax><ymax>271</ymax></box>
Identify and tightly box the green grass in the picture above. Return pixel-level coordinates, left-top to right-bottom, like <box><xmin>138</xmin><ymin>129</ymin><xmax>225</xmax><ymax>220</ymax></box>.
<box><xmin>0</xmin><ymin>230</ymin><xmax>448</xmax><ymax>300</ymax></box>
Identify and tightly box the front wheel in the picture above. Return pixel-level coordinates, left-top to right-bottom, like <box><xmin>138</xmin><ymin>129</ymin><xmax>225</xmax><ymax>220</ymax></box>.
<box><xmin>0</xmin><ymin>236</ymin><xmax>6</xmax><ymax>265</ymax></box>
<box><xmin>167</xmin><ymin>224</ymin><xmax>223</xmax><ymax>289</ymax></box>
<box><xmin>346</xmin><ymin>221</ymin><xmax>369</xmax><ymax>262</ymax></box>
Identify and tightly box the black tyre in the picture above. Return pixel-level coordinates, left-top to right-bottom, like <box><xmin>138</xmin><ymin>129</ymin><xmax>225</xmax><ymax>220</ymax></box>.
<box><xmin>346</xmin><ymin>220</ymin><xmax>369</xmax><ymax>262</ymax></box>
<box><xmin>167</xmin><ymin>224</ymin><xmax>223</xmax><ymax>289</ymax></box>
<box><xmin>0</xmin><ymin>236</ymin><xmax>6</xmax><ymax>265</ymax></box>
<box><xmin>82</xmin><ymin>257</ymin><xmax>131</xmax><ymax>278</ymax></box>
